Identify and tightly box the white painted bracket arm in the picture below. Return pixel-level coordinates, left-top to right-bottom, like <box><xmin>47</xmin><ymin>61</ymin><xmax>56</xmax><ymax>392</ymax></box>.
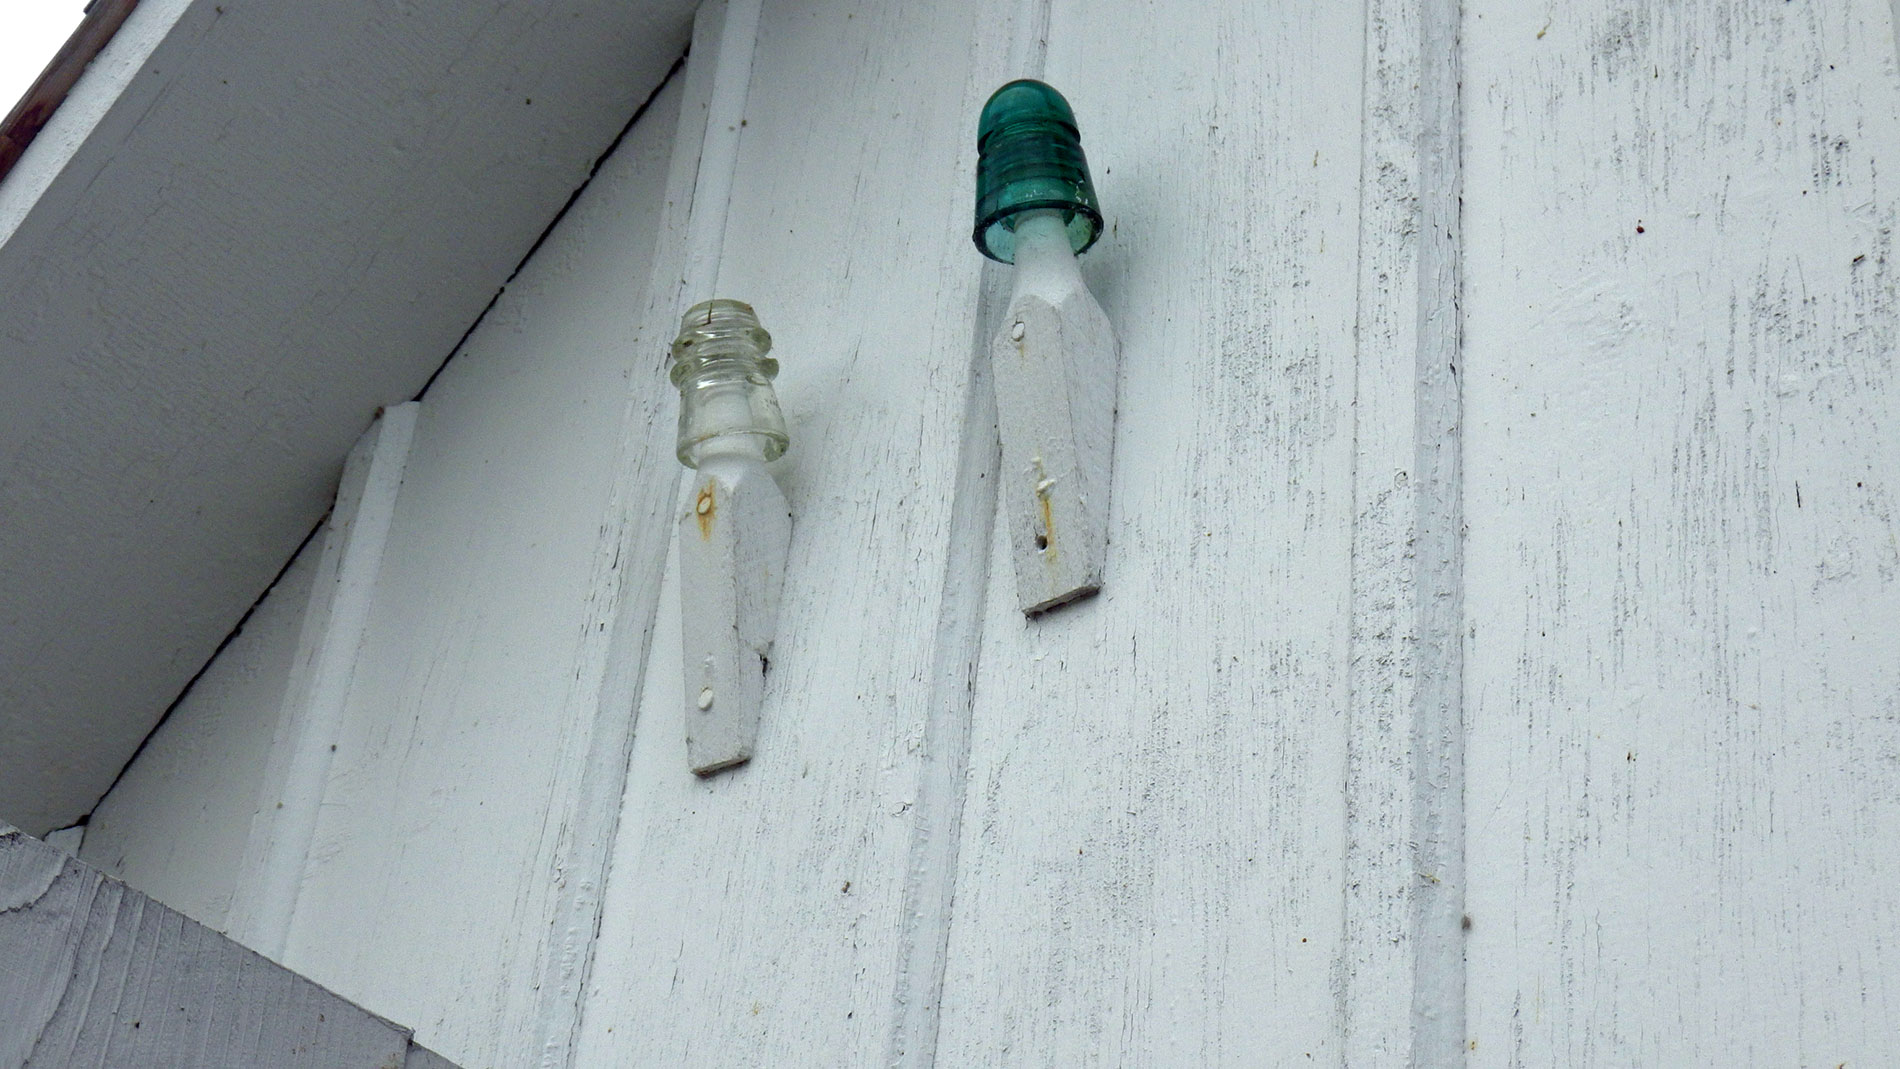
<box><xmin>990</xmin><ymin>211</ymin><xmax>1119</xmax><ymax>614</ymax></box>
<box><xmin>677</xmin><ymin>453</ymin><xmax>790</xmax><ymax>775</ymax></box>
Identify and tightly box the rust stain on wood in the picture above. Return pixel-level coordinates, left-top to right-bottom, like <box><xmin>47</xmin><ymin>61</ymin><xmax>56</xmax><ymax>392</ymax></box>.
<box><xmin>695</xmin><ymin>483</ymin><xmax>716</xmax><ymax>539</ymax></box>
<box><xmin>1032</xmin><ymin>457</ymin><xmax>1055</xmax><ymax>561</ymax></box>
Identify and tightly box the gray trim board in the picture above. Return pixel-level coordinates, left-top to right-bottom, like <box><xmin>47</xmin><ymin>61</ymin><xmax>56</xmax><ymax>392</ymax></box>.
<box><xmin>0</xmin><ymin>825</ymin><xmax>457</xmax><ymax>1068</ymax></box>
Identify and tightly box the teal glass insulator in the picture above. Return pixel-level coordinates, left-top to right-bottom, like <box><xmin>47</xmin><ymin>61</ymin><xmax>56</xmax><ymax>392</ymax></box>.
<box><xmin>972</xmin><ymin>79</ymin><xmax>1103</xmax><ymax>264</ymax></box>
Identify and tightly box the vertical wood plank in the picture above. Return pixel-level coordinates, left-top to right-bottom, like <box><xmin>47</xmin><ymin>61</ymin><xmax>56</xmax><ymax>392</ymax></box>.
<box><xmin>1462</xmin><ymin>0</ymin><xmax>1900</xmax><ymax>1061</ymax></box>
<box><xmin>933</xmin><ymin>1</ymin><xmax>1371</xmax><ymax>1062</ymax></box>
<box><xmin>1340</xmin><ymin>0</ymin><xmax>1458</xmax><ymax>1059</ymax></box>
<box><xmin>1406</xmin><ymin>0</ymin><xmax>1470</xmax><ymax>1060</ymax></box>
<box><xmin>573</xmin><ymin>2</ymin><xmax>1000</xmax><ymax>1063</ymax></box>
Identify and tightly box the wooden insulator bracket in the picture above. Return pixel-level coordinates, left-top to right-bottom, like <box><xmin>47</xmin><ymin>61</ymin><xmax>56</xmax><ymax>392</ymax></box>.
<box><xmin>990</xmin><ymin>214</ymin><xmax>1120</xmax><ymax>615</ymax></box>
<box><xmin>677</xmin><ymin>454</ymin><xmax>792</xmax><ymax>776</ymax></box>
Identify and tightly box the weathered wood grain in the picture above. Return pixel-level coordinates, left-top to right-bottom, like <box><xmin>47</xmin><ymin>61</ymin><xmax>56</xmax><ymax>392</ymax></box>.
<box><xmin>1</xmin><ymin>826</ymin><xmax>449</xmax><ymax>1068</ymax></box>
<box><xmin>1341</xmin><ymin>0</ymin><xmax>1465</xmax><ymax>1059</ymax></box>
<box><xmin>572</xmin><ymin>1</ymin><xmax>1005</xmax><ymax>1063</ymax></box>
<box><xmin>933</xmin><ymin>0</ymin><xmax>1372</xmax><ymax>1062</ymax></box>
<box><xmin>1462</xmin><ymin>0</ymin><xmax>1900</xmax><ymax>1062</ymax></box>
<box><xmin>1408</xmin><ymin>0</ymin><xmax>1470</xmax><ymax>1062</ymax></box>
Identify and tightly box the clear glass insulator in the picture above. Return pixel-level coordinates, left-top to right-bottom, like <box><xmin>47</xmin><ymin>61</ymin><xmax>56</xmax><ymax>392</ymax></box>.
<box><xmin>669</xmin><ymin>299</ymin><xmax>787</xmax><ymax>468</ymax></box>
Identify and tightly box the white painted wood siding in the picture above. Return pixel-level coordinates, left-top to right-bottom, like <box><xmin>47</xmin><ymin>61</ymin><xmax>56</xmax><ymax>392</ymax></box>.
<box><xmin>81</xmin><ymin>539</ymin><xmax>325</xmax><ymax>930</ymax></box>
<box><xmin>1461</xmin><ymin>1</ymin><xmax>1900</xmax><ymax>1063</ymax></box>
<box><xmin>279</xmin><ymin>75</ymin><xmax>692</xmax><ymax>1068</ymax></box>
<box><xmin>83</xmin><ymin>0</ymin><xmax>1900</xmax><ymax>1065</ymax></box>
<box><xmin>934</xmin><ymin>0</ymin><xmax>1370</xmax><ymax>1062</ymax></box>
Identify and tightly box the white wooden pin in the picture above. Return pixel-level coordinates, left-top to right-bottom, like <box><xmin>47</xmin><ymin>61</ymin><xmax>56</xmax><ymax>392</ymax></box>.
<box><xmin>677</xmin><ymin>452</ymin><xmax>790</xmax><ymax>775</ymax></box>
<box><xmin>990</xmin><ymin>210</ymin><xmax>1118</xmax><ymax>614</ymax></box>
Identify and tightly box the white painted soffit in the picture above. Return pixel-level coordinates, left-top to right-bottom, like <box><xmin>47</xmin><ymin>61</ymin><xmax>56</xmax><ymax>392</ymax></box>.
<box><xmin>0</xmin><ymin>0</ymin><xmax>696</xmax><ymax>836</ymax></box>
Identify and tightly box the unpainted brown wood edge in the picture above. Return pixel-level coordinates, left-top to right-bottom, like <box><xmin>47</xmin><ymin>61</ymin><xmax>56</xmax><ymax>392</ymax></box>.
<box><xmin>0</xmin><ymin>0</ymin><xmax>142</xmax><ymax>182</ymax></box>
